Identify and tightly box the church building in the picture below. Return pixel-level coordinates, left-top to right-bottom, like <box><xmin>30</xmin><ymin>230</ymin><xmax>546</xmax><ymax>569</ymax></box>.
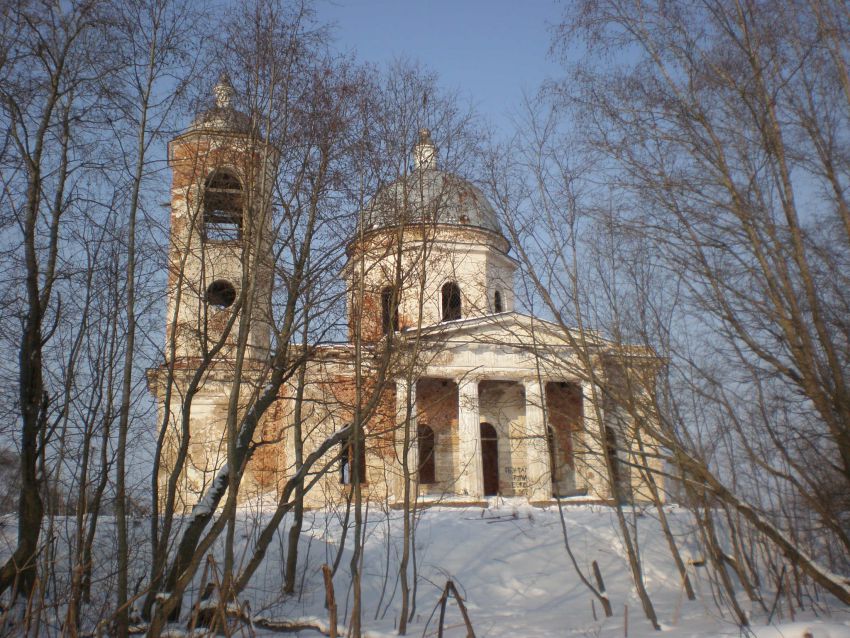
<box><xmin>149</xmin><ymin>78</ymin><xmax>662</xmax><ymax>512</ymax></box>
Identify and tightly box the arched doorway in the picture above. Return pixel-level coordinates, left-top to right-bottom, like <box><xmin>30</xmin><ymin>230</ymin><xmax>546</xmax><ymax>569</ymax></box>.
<box><xmin>480</xmin><ymin>422</ymin><xmax>499</xmax><ymax>496</ymax></box>
<box><xmin>340</xmin><ymin>434</ymin><xmax>367</xmax><ymax>486</ymax></box>
<box><xmin>547</xmin><ymin>425</ymin><xmax>558</xmax><ymax>486</ymax></box>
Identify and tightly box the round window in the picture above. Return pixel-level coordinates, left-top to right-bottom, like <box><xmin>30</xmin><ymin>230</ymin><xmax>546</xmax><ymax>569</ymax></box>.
<box><xmin>206</xmin><ymin>280</ymin><xmax>236</xmax><ymax>308</ymax></box>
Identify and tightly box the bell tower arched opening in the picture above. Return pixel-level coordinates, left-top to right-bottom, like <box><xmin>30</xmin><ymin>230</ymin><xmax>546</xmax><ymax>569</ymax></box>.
<box><xmin>203</xmin><ymin>170</ymin><xmax>243</xmax><ymax>241</ymax></box>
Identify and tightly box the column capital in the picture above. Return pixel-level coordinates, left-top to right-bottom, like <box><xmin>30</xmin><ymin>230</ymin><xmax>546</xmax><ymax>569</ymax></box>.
<box><xmin>523</xmin><ymin>377</ymin><xmax>544</xmax><ymax>391</ymax></box>
<box><xmin>456</xmin><ymin>375</ymin><xmax>480</xmax><ymax>392</ymax></box>
<box><xmin>395</xmin><ymin>377</ymin><xmax>417</xmax><ymax>398</ymax></box>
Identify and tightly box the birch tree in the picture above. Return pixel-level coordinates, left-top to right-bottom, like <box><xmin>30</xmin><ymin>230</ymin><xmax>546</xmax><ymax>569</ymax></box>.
<box><xmin>501</xmin><ymin>0</ymin><xmax>850</xmax><ymax>611</ymax></box>
<box><xmin>0</xmin><ymin>0</ymin><xmax>109</xmax><ymax>619</ymax></box>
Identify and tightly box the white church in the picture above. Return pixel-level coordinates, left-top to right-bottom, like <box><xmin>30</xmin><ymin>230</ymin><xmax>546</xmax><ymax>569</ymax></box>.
<box><xmin>149</xmin><ymin>78</ymin><xmax>662</xmax><ymax>511</ymax></box>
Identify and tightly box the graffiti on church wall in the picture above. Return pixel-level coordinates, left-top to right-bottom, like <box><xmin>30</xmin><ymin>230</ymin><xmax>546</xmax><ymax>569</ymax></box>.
<box><xmin>504</xmin><ymin>465</ymin><xmax>527</xmax><ymax>490</ymax></box>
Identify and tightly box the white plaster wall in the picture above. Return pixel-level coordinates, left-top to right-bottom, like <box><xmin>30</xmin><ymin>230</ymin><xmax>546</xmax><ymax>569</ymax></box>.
<box><xmin>350</xmin><ymin>227</ymin><xmax>516</xmax><ymax>334</ymax></box>
<box><xmin>156</xmin><ymin>373</ymin><xmax>238</xmax><ymax>512</ymax></box>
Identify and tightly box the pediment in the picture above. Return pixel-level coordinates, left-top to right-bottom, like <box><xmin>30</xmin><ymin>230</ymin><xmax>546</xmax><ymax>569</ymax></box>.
<box><xmin>413</xmin><ymin>312</ymin><xmax>610</xmax><ymax>351</ymax></box>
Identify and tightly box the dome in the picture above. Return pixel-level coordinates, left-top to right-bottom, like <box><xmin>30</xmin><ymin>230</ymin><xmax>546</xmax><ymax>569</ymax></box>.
<box><xmin>190</xmin><ymin>74</ymin><xmax>251</xmax><ymax>133</ymax></box>
<box><xmin>362</xmin><ymin>129</ymin><xmax>502</xmax><ymax>235</ymax></box>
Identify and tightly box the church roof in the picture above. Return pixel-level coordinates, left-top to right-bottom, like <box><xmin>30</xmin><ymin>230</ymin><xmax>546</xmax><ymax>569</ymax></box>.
<box><xmin>361</xmin><ymin>129</ymin><xmax>502</xmax><ymax>236</ymax></box>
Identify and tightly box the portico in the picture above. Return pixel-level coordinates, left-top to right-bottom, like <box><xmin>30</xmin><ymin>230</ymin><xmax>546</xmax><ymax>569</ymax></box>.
<box><xmin>400</xmin><ymin>369</ymin><xmax>585</xmax><ymax>502</ymax></box>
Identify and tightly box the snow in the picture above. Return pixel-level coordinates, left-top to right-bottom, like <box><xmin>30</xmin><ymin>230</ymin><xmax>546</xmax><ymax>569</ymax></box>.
<box><xmin>235</xmin><ymin>499</ymin><xmax>850</xmax><ymax>637</ymax></box>
<box><xmin>2</xmin><ymin>499</ymin><xmax>848</xmax><ymax>637</ymax></box>
<box><xmin>746</xmin><ymin>624</ymin><xmax>850</xmax><ymax>638</ymax></box>
<box><xmin>190</xmin><ymin>463</ymin><xmax>229</xmax><ymax>518</ymax></box>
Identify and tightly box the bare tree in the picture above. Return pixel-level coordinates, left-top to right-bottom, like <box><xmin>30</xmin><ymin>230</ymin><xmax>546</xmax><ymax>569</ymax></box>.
<box><xmin>534</xmin><ymin>0</ymin><xmax>850</xmax><ymax>608</ymax></box>
<box><xmin>0</xmin><ymin>0</ymin><xmax>110</xmax><ymax>619</ymax></box>
<box><xmin>483</xmin><ymin>98</ymin><xmax>662</xmax><ymax>630</ymax></box>
<box><xmin>104</xmin><ymin>1</ymin><xmax>204</xmax><ymax>634</ymax></box>
<box><xmin>140</xmin><ymin>2</ymin><xmax>390</xmax><ymax>633</ymax></box>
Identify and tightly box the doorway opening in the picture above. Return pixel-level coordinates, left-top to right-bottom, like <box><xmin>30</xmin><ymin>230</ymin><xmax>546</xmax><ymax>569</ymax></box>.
<box><xmin>480</xmin><ymin>422</ymin><xmax>499</xmax><ymax>496</ymax></box>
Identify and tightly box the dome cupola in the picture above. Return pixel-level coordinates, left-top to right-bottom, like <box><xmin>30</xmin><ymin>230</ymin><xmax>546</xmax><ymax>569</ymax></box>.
<box><xmin>190</xmin><ymin>74</ymin><xmax>252</xmax><ymax>133</ymax></box>
<box><xmin>346</xmin><ymin>129</ymin><xmax>517</xmax><ymax>341</ymax></box>
<box><xmin>362</xmin><ymin>128</ymin><xmax>503</xmax><ymax>237</ymax></box>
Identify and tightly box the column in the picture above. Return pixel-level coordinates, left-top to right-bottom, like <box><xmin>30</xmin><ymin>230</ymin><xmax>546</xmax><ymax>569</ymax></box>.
<box><xmin>524</xmin><ymin>379</ymin><xmax>552</xmax><ymax>502</ymax></box>
<box><xmin>457</xmin><ymin>377</ymin><xmax>483</xmax><ymax>498</ymax></box>
<box><xmin>581</xmin><ymin>380</ymin><xmax>607</xmax><ymax>499</ymax></box>
<box><xmin>395</xmin><ymin>379</ymin><xmax>418</xmax><ymax>492</ymax></box>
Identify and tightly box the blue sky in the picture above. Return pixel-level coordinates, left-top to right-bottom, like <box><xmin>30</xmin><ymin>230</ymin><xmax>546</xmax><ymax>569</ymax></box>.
<box><xmin>318</xmin><ymin>0</ymin><xmax>565</xmax><ymax>132</ymax></box>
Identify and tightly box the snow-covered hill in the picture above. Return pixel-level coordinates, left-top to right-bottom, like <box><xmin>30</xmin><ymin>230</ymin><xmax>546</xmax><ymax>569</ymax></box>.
<box><xmin>3</xmin><ymin>499</ymin><xmax>849</xmax><ymax>637</ymax></box>
<box><xmin>239</xmin><ymin>500</ymin><xmax>850</xmax><ymax>637</ymax></box>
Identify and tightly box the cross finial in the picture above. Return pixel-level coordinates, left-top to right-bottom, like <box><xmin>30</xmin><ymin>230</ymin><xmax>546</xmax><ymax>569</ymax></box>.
<box><xmin>214</xmin><ymin>73</ymin><xmax>235</xmax><ymax>109</ymax></box>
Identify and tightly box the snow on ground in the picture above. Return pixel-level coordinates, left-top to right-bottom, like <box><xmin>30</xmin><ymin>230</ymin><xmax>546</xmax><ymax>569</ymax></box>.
<box><xmin>2</xmin><ymin>498</ymin><xmax>849</xmax><ymax>637</ymax></box>
<box><xmin>236</xmin><ymin>499</ymin><xmax>850</xmax><ymax>637</ymax></box>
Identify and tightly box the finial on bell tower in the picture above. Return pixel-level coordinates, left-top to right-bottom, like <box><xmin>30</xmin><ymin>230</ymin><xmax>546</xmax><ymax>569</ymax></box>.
<box><xmin>190</xmin><ymin>73</ymin><xmax>249</xmax><ymax>132</ymax></box>
<box><xmin>413</xmin><ymin>128</ymin><xmax>437</xmax><ymax>170</ymax></box>
<box><xmin>214</xmin><ymin>73</ymin><xmax>235</xmax><ymax>110</ymax></box>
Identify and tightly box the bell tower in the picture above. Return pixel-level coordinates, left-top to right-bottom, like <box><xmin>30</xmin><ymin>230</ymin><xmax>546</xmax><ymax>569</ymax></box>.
<box><xmin>166</xmin><ymin>75</ymin><xmax>276</xmax><ymax>362</ymax></box>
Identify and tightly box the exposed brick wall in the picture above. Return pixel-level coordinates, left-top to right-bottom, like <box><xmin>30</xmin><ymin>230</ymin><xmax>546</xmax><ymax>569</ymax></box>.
<box><xmin>313</xmin><ymin>374</ymin><xmax>398</xmax><ymax>482</ymax></box>
<box><xmin>416</xmin><ymin>378</ymin><xmax>459</xmax><ymax>493</ymax></box>
<box><xmin>349</xmin><ymin>291</ymin><xmax>382</xmax><ymax>343</ymax></box>
<box><xmin>251</xmin><ymin>397</ymin><xmax>290</xmax><ymax>494</ymax></box>
<box><xmin>347</xmin><ymin>285</ymin><xmax>415</xmax><ymax>344</ymax></box>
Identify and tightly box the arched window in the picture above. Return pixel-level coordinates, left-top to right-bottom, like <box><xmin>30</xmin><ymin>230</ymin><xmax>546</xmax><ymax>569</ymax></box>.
<box><xmin>381</xmin><ymin>286</ymin><xmax>399</xmax><ymax>335</ymax></box>
<box><xmin>441</xmin><ymin>282</ymin><xmax>461</xmax><ymax>321</ymax></box>
<box><xmin>494</xmin><ymin>290</ymin><xmax>503</xmax><ymax>313</ymax></box>
<box><xmin>340</xmin><ymin>433</ymin><xmax>367</xmax><ymax>485</ymax></box>
<box><xmin>204</xmin><ymin>170</ymin><xmax>243</xmax><ymax>241</ymax></box>
<box><xmin>418</xmin><ymin>424</ymin><xmax>436</xmax><ymax>484</ymax></box>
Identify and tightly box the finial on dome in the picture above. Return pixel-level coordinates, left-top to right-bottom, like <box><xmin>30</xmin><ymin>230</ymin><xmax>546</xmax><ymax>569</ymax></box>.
<box><xmin>214</xmin><ymin>73</ymin><xmax>235</xmax><ymax>110</ymax></box>
<box><xmin>413</xmin><ymin>127</ymin><xmax>437</xmax><ymax>170</ymax></box>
